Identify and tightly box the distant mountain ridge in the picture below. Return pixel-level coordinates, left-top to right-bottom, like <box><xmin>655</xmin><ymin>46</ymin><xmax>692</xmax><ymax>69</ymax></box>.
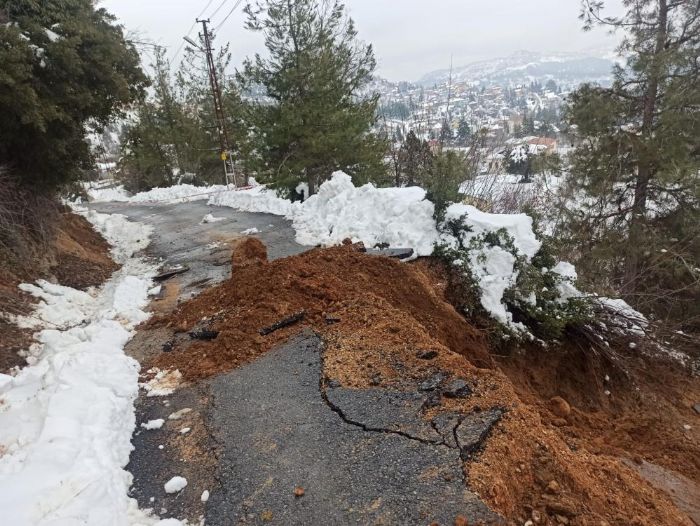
<box><xmin>416</xmin><ymin>50</ymin><xmax>616</xmax><ymax>87</ymax></box>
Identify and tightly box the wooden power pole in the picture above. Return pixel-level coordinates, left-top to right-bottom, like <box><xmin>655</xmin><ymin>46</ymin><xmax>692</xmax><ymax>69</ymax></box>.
<box><xmin>195</xmin><ymin>19</ymin><xmax>243</xmax><ymax>187</ymax></box>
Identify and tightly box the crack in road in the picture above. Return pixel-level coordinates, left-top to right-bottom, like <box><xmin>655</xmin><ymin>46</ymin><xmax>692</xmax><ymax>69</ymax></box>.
<box><xmin>204</xmin><ymin>331</ymin><xmax>503</xmax><ymax>525</ymax></box>
<box><xmin>318</xmin><ymin>347</ymin><xmax>450</xmax><ymax>448</ymax></box>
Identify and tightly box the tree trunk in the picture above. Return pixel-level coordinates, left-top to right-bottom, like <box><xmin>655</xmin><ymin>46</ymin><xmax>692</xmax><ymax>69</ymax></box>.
<box><xmin>624</xmin><ymin>0</ymin><xmax>668</xmax><ymax>290</ymax></box>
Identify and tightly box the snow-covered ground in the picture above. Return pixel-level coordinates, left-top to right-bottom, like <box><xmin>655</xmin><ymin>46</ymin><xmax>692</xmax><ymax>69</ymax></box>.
<box><xmin>0</xmin><ymin>207</ymin><xmax>185</xmax><ymax>525</ymax></box>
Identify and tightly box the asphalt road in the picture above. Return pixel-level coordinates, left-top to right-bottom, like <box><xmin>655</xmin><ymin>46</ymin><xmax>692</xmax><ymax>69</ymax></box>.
<box><xmin>90</xmin><ymin>199</ymin><xmax>503</xmax><ymax>525</ymax></box>
<box><xmin>207</xmin><ymin>330</ymin><xmax>500</xmax><ymax>525</ymax></box>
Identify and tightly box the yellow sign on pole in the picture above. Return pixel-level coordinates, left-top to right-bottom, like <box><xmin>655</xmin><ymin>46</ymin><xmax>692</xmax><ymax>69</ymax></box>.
<box><xmin>220</xmin><ymin>151</ymin><xmax>228</xmax><ymax>161</ymax></box>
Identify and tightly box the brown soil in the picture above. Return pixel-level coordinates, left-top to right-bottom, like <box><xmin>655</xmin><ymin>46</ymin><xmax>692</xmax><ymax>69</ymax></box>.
<box><xmin>149</xmin><ymin>239</ymin><xmax>490</xmax><ymax>380</ymax></box>
<box><xmin>151</xmin><ymin>239</ymin><xmax>698</xmax><ymax>525</ymax></box>
<box><xmin>0</xmin><ymin>211</ymin><xmax>118</xmax><ymax>373</ymax></box>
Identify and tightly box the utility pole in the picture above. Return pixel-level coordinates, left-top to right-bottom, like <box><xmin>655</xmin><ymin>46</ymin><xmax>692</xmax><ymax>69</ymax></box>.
<box><xmin>194</xmin><ymin>19</ymin><xmax>243</xmax><ymax>187</ymax></box>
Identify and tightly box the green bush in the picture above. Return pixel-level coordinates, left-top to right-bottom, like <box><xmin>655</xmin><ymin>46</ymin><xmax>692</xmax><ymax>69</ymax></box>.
<box><xmin>434</xmin><ymin>212</ymin><xmax>592</xmax><ymax>340</ymax></box>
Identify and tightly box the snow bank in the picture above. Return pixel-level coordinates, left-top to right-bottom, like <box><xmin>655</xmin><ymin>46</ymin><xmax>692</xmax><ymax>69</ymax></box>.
<box><xmin>291</xmin><ymin>172</ymin><xmax>438</xmax><ymax>255</ymax></box>
<box><xmin>208</xmin><ymin>184</ymin><xmax>296</xmax><ymax>216</ymax></box>
<box><xmin>84</xmin><ymin>180</ymin><xmax>228</xmax><ymax>204</ymax></box>
<box><xmin>130</xmin><ymin>184</ymin><xmax>227</xmax><ymax>203</ymax></box>
<box><xmin>0</xmin><ymin>208</ymin><xmax>182</xmax><ymax>525</ymax></box>
<box><xmin>210</xmin><ymin>171</ymin><xmax>438</xmax><ymax>254</ymax></box>
<box><xmin>87</xmin><ymin>184</ymin><xmax>131</xmax><ymax>203</ymax></box>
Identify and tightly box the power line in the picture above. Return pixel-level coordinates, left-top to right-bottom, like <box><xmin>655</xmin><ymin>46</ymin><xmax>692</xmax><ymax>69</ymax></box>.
<box><xmin>214</xmin><ymin>0</ymin><xmax>244</xmax><ymax>31</ymax></box>
<box><xmin>209</xmin><ymin>0</ymin><xmax>230</xmax><ymax>20</ymax></box>
<box><xmin>170</xmin><ymin>0</ymin><xmax>217</xmax><ymax>66</ymax></box>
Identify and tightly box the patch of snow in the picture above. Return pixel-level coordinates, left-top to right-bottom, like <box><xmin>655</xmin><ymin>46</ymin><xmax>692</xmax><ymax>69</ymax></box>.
<box><xmin>598</xmin><ymin>297</ymin><xmax>648</xmax><ymax>336</ymax></box>
<box><xmin>201</xmin><ymin>213</ymin><xmax>225</xmax><ymax>224</ymax></box>
<box><xmin>168</xmin><ymin>408</ymin><xmax>192</xmax><ymax>420</ymax></box>
<box><xmin>142</xmin><ymin>369</ymin><xmax>182</xmax><ymax>397</ymax></box>
<box><xmin>295</xmin><ymin>181</ymin><xmax>309</xmax><ymax>201</ymax></box>
<box><xmin>438</xmin><ymin>203</ymin><xmax>543</xmax><ymax>329</ymax></box>
<box><xmin>241</xmin><ymin>227</ymin><xmax>259</xmax><ymax>235</ymax></box>
<box><xmin>141</xmin><ymin>419</ymin><xmax>165</xmax><ymax>430</ymax></box>
<box><xmin>148</xmin><ymin>285</ymin><xmax>162</xmax><ymax>297</ymax></box>
<box><xmin>44</xmin><ymin>27</ymin><xmax>60</xmax><ymax>42</ymax></box>
<box><xmin>200</xmin><ymin>490</ymin><xmax>210</xmax><ymax>503</ymax></box>
<box><xmin>164</xmin><ymin>476</ymin><xmax>188</xmax><ymax>494</ymax></box>
<box><xmin>552</xmin><ymin>261</ymin><xmax>581</xmax><ymax>302</ymax></box>
<box><xmin>179</xmin><ymin>428</ymin><xmax>191</xmax><ymax>435</ymax></box>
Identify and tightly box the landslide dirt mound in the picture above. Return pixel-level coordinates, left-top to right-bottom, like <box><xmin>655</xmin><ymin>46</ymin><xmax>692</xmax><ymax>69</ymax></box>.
<box><xmin>150</xmin><ymin>239</ymin><xmax>490</xmax><ymax>380</ymax></box>
<box><xmin>151</xmin><ymin>239</ymin><xmax>696</xmax><ymax>525</ymax></box>
<box><xmin>0</xmin><ymin>210</ymin><xmax>118</xmax><ymax>373</ymax></box>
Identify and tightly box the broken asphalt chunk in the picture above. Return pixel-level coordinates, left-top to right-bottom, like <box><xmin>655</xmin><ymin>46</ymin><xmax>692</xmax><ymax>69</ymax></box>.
<box><xmin>455</xmin><ymin>408</ymin><xmax>504</xmax><ymax>460</ymax></box>
<box><xmin>153</xmin><ymin>265</ymin><xmax>190</xmax><ymax>282</ymax></box>
<box><xmin>259</xmin><ymin>311</ymin><xmax>306</xmax><ymax>336</ymax></box>
<box><xmin>419</xmin><ymin>373</ymin><xmax>446</xmax><ymax>392</ymax></box>
<box><xmin>442</xmin><ymin>379</ymin><xmax>472</xmax><ymax>399</ymax></box>
<box><xmin>431</xmin><ymin>412</ymin><xmax>463</xmax><ymax>449</ymax></box>
<box><xmin>189</xmin><ymin>329</ymin><xmax>220</xmax><ymax>341</ymax></box>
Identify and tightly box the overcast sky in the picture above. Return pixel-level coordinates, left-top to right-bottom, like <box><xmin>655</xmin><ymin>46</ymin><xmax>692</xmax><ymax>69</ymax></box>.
<box><xmin>100</xmin><ymin>0</ymin><xmax>624</xmax><ymax>81</ymax></box>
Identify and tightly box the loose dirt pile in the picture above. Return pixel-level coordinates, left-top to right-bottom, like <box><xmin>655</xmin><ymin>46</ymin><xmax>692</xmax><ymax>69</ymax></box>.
<box><xmin>0</xmin><ymin>211</ymin><xmax>118</xmax><ymax>372</ymax></box>
<box><xmin>150</xmin><ymin>238</ymin><xmax>489</xmax><ymax>380</ymax></box>
<box><xmin>151</xmin><ymin>238</ymin><xmax>698</xmax><ymax>525</ymax></box>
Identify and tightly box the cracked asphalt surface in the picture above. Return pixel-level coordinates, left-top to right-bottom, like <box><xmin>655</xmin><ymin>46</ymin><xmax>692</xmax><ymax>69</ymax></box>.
<box><xmin>90</xmin><ymin>200</ymin><xmax>503</xmax><ymax>525</ymax></box>
<box><xmin>207</xmin><ymin>330</ymin><xmax>501</xmax><ymax>525</ymax></box>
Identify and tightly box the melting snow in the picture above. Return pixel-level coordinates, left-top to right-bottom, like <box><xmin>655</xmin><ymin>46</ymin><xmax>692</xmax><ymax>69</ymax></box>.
<box><xmin>164</xmin><ymin>476</ymin><xmax>187</xmax><ymax>494</ymax></box>
<box><xmin>141</xmin><ymin>419</ymin><xmax>165</xmax><ymax>430</ymax></box>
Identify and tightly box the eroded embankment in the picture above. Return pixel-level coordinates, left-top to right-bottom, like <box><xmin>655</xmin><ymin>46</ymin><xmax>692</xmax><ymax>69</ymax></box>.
<box><xmin>148</xmin><ymin>238</ymin><xmax>697</xmax><ymax>526</ymax></box>
<box><xmin>1</xmin><ymin>211</ymin><xmax>118</xmax><ymax>372</ymax></box>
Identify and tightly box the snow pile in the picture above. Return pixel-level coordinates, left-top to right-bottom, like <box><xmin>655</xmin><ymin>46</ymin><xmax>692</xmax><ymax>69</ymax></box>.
<box><xmin>87</xmin><ymin>184</ymin><xmax>131</xmax><ymax>203</ymax></box>
<box><xmin>130</xmin><ymin>184</ymin><xmax>227</xmax><ymax>203</ymax></box>
<box><xmin>291</xmin><ymin>172</ymin><xmax>439</xmax><ymax>255</ymax></box>
<box><xmin>208</xmin><ymin>184</ymin><xmax>296</xmax><ymax>216</ymax></box>
<box><xmin>440</xmin><ymin>204</ymin><xmax>543</xmax><ymax>329</ymax></box>
<box><xmin>0</xmin><ymin>209</ymin><xmax>182</xmax><ymax>525</ymax></box>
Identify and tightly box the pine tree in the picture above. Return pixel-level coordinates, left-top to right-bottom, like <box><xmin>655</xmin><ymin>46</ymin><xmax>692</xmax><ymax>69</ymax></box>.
<box><xmin>239</xmin><ymin>0</ymin><xmax>386</xmax><ymax>194</ymax></box>
<box><xmin>398</xmin><ymin>131</ymin><xmax>433</xmax><ymax>187</ymax></box>
<box><xmin>568</xmin><ymin>0</ymin><xmax>699</xmax><ymax>283</ymax></box>
<box><xmin>564</xmin><ymin>0</ymin><xmax>699</xmax><ymax>324</ymax></box>
<box><xmin>457</xmin><ymin>118</ymin><xmax>471</xmax><ymax>144</ymax></box>
<box><xmin>0</xmin><ymin>0</ymin><xmax>147</xmax><ymax>191</ymax></box>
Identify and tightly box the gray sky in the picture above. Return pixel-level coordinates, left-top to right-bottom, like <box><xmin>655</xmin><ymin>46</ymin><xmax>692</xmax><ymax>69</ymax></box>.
<box><xmin>100</xmin><ymin>0</ymin><xmax>624</xmax><ymax>82</ymax></box>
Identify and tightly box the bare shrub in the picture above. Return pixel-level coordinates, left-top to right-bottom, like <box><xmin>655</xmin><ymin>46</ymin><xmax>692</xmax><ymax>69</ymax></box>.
<box><xmin>0</xmin><ymin>169</ymin><xmax>60</xmax><ymax>272</ymax></box>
